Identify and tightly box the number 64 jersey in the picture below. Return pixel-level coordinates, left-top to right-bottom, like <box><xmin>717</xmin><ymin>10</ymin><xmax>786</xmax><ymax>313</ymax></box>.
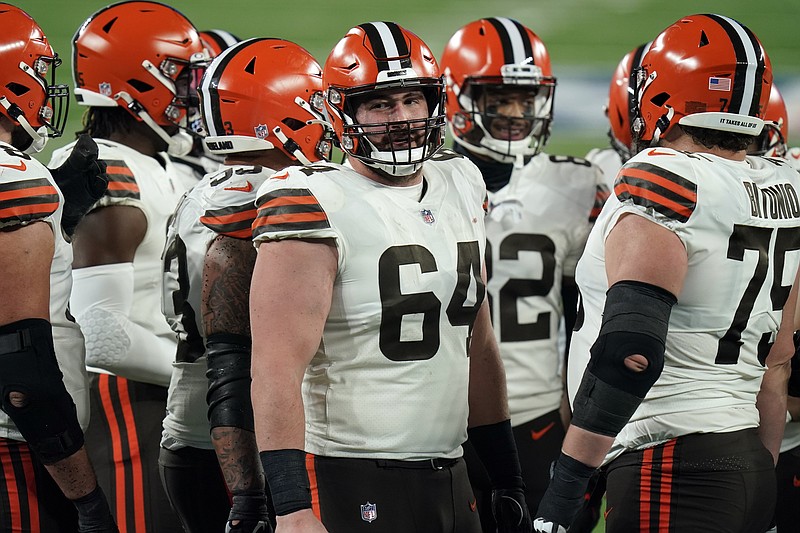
<box><xmin>252</xmin><ymin>152</ymin><xmax>487</xmax><ymax>460</ymax></box>
<box><xmin>569</xmin><ymin>148</ymin><xmax>800</xmax><ymax>460</ymax></box>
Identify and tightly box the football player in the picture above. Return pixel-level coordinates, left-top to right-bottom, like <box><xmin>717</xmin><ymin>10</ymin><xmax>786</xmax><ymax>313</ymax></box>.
<box><xmin>48</xmin><ymin>2</ymin><xmax>210</xmax><ymax>531</ymax></box>
<box><xmin>0</xmin><ymin>4</ymin><xmax>117</xmax><ymax>532</ymax></box>
<box><xmin>251</xmin><ymin>21</ymin><xmax>530</xmax><ymax>533</ymax></box>
<box><xmin>751</xmin><ymin>83</ymin><xmax>800</xmax><ymax>533</ymax></box>
<box><xmin>535</xmin><ymin>14</ymin><xmax>800</xmax><ymax>533</ymax></box>
<box><xmin>168</xmin><ymin>28</ymin><xmax>242</xmax><ymax>190</ymax></box>
<box><xmin>585</xmin><ymin>42</ymin><xmax>652</xmax><ymax>188</ymax></box>
<box><xmin>161</xmin><ymin>37</ymin><xmax>332</xmax><ymax>533</ymax></box>
<box><xmin>440</xmin><ymin>17</ymin><xmax>603</xmax><ymax>532</ymax></box>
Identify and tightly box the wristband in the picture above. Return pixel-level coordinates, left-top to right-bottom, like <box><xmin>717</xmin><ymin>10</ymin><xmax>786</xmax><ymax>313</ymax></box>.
<box><xmin>259</xmin><ymin>449</ymin><xmax>311</xmax><ymax>516</ymax></box>
<box><xmin>468</xmin><ymin>419</ymin><xmax>524</xmax><ymax>489</ymax></box>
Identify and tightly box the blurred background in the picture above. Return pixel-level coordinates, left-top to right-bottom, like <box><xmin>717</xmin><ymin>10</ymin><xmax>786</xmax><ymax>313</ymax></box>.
<box><xmin>23</xmin><ymin>0</ymin><xmax>800</xmax><ymax>165</ymax></box>
<box><xmin>18</xmin><ymin>2</ymin><xmax>800</xmax><ymax>531</ymax></box>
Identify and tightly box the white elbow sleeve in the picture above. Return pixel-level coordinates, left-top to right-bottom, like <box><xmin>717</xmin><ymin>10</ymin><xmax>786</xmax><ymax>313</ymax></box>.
<box><xmin>72</xmin><ymin>263</ymin><xmax>135</xmax><ymax>369</ymax></box>
<box><xmin>72</xmin><ymin>263</ymin><xmax>174</xmax><ymax>387</ymax></box>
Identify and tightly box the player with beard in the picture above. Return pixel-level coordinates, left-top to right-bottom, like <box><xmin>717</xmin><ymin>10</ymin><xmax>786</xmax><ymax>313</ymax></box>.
<box><xmin>250</xmin><ymin>21</ymin><xmax>531</xmax><ymax>533</ymax></box>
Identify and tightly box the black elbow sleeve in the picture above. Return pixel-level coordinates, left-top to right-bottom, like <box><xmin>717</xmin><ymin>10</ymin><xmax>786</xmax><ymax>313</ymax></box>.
<box><xmin>205</xmin><ymin>333</ymin><xmax>255</xmax><ymax>432</ymax></box>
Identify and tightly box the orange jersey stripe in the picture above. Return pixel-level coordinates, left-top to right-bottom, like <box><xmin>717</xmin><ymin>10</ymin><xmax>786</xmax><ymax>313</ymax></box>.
<box><xmin>639</xmin><ymin>446</ymin><xmax>653</xmax><ymax>532</ymax></box>
<box><xmin>261</xmin><ymin>195</ymin><xmax>320</xmax><ymax>208</ymax></box>
<box><xmin>621</xmin><ymin>166</ymin><xmax>697</xmax><ymax>203</ymax></box>
<box><xmin>21</xmin><ymin>447</ymin><xmax>40</xmax><ymax>533</ymax></box>
<box><xmin>658</xmin><ymin>440</ymin><xmax>676</xmax><ymax>530</ymax></box>
<box><xmin>200</xmin><ymin>208</ymin><xmax>257</xmax><ymax>226</ymax></box>
<box><xmin>306</xmin><ymin>453</ymin><xmax>321</xmax><ymax>521</ymax></box>
<box><xmin>0</xmin><ymin>202</ymin><xmax>59</xmax><ymax>220</ymax></box>
<box><xmin>614</xmin><ymin>182</ymin><xmax>693</xmax><ymax>220</ymax></box>
<box><xmin>107</xmin><ymin>181</ymin><xmax>140</xmax><ymax>192</ymax></box>
<box><xmin>0</xmin><ymin>442</ymin><xmax>22</xmax><ymax>532</ymax></box>
<box><xmin>99</xmin><ymin>374</ymin><xmax>128</xmax><ymax>533</ymax></box>
<box><xmin>252</xmin><ymin>211</ymin><xmax>328</xmax><ymax>228</ymax></box>
<box><xmin>106</xmin><ymin>165</ymin><xmax>134</xmax><ymax>177</ymax></box>
<box><xmin>221</xmin><ymin>228</ymin><xmax>253</xmax><ymax>239</ymax></box>
<box><xmin>117</xmin><ymin>377</ymin><xmax>146</xmax><ymax>533</ymax></box>
<box><xmin>0</xmin><ymin>184</ymin><xmax>58</xmax><ymax>202</ymax></box>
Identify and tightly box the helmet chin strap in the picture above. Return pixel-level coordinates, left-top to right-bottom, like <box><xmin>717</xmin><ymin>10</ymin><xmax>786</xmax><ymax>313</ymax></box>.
<box><xmin>115</xmin><ymin>91</ymin><xmax>194</xmax><ymax>157</ymax></box>
<box><xmin>361</xmin><ymin>137</ymin><xmax>424</xmax><ymax>176</ymax></box>
<box><xmin>0</xmin><ymin>96</ymin><xmax>47</xmax><ymax>153</ymax></box>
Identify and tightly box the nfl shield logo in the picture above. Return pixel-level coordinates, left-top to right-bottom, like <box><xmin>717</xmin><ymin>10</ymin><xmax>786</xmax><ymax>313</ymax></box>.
<box><xmin>420</xmin><ymin>209</ymin><xmax>435</xmax><ymax>224</ymax></box>
<box><xmin>99</xmin><ymin>82</ymin><xmax>112</xmax><ymax>97</ymax></box>
<box><xmin>360</xmin><ymin>502</ymin><xmax>378</xmax><ymax>523</ymax></box>
<box><xmin>254</xmin><ymin>124</ymin><xmax>268</xmax><ymax>139</ymax></box>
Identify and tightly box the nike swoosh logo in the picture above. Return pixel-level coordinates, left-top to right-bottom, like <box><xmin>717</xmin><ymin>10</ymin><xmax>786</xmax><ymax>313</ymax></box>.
<box><xmin>604</xmin><ymin>506</ymin><xmax>613</xmax><ymax>520</ymax></box>
<box><xmin>271</xmin><ymin>171</ymin><xmax>289</xmax><ymax>180</ymax></box>
<box><xmin>793</xmin><ymin>475</ymin><xmax>800</xmax><ymax>488</ymax></box>
<box><xmin>530</xmin><ymin>421</ymin><xmax>556</xmax><ymax>441</ymax></box>
<box><xmin>224</xmin><ymin>181</ymin><xmax>253</xmax><ymax>193</ymax></box>
<box><xmin>469</xmin><ymin>499</ymin><xmax>477</xmax><ymax>512</ymax></box>
<box><xmin>647</xmin><ymin>148</ymin><xmax>674</xmax><ymax>157</ymax></box>
<box><xmin>0</xmin><ymin>161</ymin><xmax>26</xmax><ymax>172</ymax></box>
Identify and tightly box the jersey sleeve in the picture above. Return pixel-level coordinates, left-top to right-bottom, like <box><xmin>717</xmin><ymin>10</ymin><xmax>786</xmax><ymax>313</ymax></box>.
<box><xmin>251</xmin><ymin>167</ymin><xmax>336</xmax><ymax>244</ymax></box>
<box><xmin>613</xmin><ymin>151</ymin><xmax>698</xmax><ymax>224</ymax></box>
<box><xmin>0</xmin><ymin>165</ymin><xmax>59</xmax><ymax>229</ymax></box>
<box><xmin>200</xmin><ymin>166</ymin><xmax>273</xmax><ymax>239</ymax></box>
<box><xmin>99</xmin><ymin>159</ymin><xmax>141</xmax><ymax>204</ymax></box>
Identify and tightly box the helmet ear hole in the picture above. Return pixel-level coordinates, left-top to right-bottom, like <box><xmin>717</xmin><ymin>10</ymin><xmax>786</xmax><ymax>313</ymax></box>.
<box><xmin>5</xmin><ymin>83</ymin><xmax>29</xmax><ymax>96</ymax></box>
<box><xmin>650</xmin><ymin>92</ymin><xmax>670</xmax><ymax>107</ymax></box>
<box><xmin>281</xmin><ymin>117</ymin><xmax>305</xmax><ymax>131</ymax></box>
<box><xmin>127</xmin><ymin>79</ymin><xmax>154</xmax><ymax>93</ymax></box>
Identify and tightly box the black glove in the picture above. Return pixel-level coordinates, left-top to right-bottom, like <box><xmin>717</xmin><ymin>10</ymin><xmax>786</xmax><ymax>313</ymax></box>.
<box><xmin>534</xmin><ymin>453</ymin><xmax>597</xmax><ymax>533</ymax></box>
<box><xmin>48</xmin><ymin>134</ymin><xmax>108</xmax><ymax>237</ymax></box>
<box><xmin>226</xmin><ymin>491</ymin><xmax>273</xmax><ymax>533</ymax></box>
<box><xmin>73</xmin><ymin>485</ymin><xmax>119</xmax><ymax>533</ymax></box>
<box><xmin>492</xmin><ymin>487</ymin><xmax>533</xmax><ymax>533</ymax></box>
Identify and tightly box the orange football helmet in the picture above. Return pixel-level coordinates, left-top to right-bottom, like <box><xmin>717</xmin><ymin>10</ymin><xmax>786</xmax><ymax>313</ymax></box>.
<box><xmin>199</xmin><ymin>29</ymin><xmax>241</xmax><ymax>58</ymax></box>
<box><xmin>751</xmin><ymin>83</ymin><xmax>788</xmax><ymax>157</ymax></box>
<box><xmin>200</xmin><ymin>38</ymin><xmax>331</xmax><ymax>164</ymax></box>
<box><xmin>72</xmin><ymin>1</ymin><xmax>210</xmax><ymax>156</ymax></box>
<box><xmin>606</xmin><ymin>42</ymin><xmax>651</xmax><ymax>162</ymax></box>
<box><xmin>0</xmin><ymin>3</ymin><xmax>68</xmax><ymax>153</ymax></box>
<box><xmin>632</xmin><ymin>14</ymin><xmax>772</xmax><ymax>151</ymax></box>
<box><xmin>323</xmin><ymin>21</ymin><xmax>445</xmax><ymax>176</ymax></box>
<box><xmin>440</xmin><ymin>17</ymin><xmax>556</xmax><ymax>164</ymax></box>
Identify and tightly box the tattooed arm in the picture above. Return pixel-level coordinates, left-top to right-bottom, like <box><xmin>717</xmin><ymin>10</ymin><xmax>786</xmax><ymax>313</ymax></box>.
<box><xmin>202</xmin><ymin>235</ymin><xmax>271</xmax><ymax>529</ymax></box>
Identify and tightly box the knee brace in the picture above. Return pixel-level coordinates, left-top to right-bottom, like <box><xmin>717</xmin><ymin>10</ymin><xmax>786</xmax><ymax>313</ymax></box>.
<box><xmin>571</xmin><ymin>280</ymin><xmax>677</xmax><ymax>437</ymax></box>
<box><xmin>0</xmin><ymin>319</ymin><xmax>84</xmax><ymax>463</ymax></box>
<box><xmin>206</xmin><ymin>333</ymin><xmax>255</xmax><ymax>431</ymax></box>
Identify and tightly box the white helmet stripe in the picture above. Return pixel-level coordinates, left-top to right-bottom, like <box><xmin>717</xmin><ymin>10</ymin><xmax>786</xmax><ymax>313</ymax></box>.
<box><xmin>199</xmin><ymin>38</ymin><xmax>255</xmax><ymax>137</ymax></box>
<box><xmin>707</xmin><ymin>14</ymin><xmax>764</xmax><ymax>116</ymax></box>
<box><xmin>493</xmin><ymin>17</ymin><xmax>530</xmax><ymax>64</ymax></box>
<box><xmin>373</xmin><ymin>22</ymin><xmax>402</xmax><ymax>71</ymax></box>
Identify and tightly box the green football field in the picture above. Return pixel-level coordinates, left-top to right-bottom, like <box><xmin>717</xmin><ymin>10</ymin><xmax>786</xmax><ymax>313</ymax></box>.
<box><xmin>22</xmin><ymin>0</ymin><xmax>800</xmax><ymax>166</ymax></box>
<box><xmin>17</xmin><ymin>2</ymin><xmax>800</xmax><ymax>530</ymax></box>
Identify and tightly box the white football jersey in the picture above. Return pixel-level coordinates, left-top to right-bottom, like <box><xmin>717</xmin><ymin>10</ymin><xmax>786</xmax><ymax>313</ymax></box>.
<box><xmin>585</xmin><ymin>146</ymin><xmax>624</xmax><ymax>191</ymax></box>
<box><xmin>252</xmin><ymin>151</ymin><xmax>487</xmax><ymax>460</ymax></box>
<box><xmin>485</xmin><ymin>153</ymin><xmax>598</xmax><ymax>425</ymax></box>
<box><xmin>778</xmin><ymin>146</ymin><xmax>800</xmax><ymax>454</ymax></box>
<box><xmin>569</xmin><ymin>148</ymin><xmax>800</xmax><ymax>463</ymax></box>
<box><xmin>785</xmin><ymin>147</ymin><xmax>800</xmax><ymax>170</ymax></box>
<box><xmin>50</xmin><ymin>140</ymin><xmax>186</xmax><ymax>375</ymax></box>
<box><xmin>0</xmin><ymin>142</ymin><xmax>89</xmax><ymax>440</ymax></box>
<box><xmin>162</xmin><ymin>165</ymin><xmax>271</xmax><ymax>450</ymax></box>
